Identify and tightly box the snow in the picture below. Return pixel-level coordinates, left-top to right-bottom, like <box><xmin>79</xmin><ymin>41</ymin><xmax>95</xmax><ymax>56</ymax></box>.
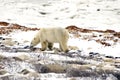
<box><xmin>0</xmin><ymin>0</ymin><xmax>120</xmax><ymax>76</ymax></box>
<box><xmin>0</xmin><ymin>0</ymin><xmax>120</xmax><ymax>57</ymax></box>
<box><xmin>0</xmin><ymin>0</ymin><xmax>120</xmax><ymax>30</ymax></box>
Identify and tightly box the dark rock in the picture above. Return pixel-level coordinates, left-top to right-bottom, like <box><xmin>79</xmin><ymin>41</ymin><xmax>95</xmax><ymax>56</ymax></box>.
<box><xmin>0</xmin><ymin>44</ymin><xmax>5</xmax><ymax>47</ymax></box>
<box><xmin>89</xmin><ymin>52</ymin><xmax>100</xmax><ymax>59</ymax></box>
<box><xmin>2</xmin><ymin>38</ymin><xmax>5</xmax><ymax>40</ymax></box>
<box><xmin>67</xmin><ymin>68</ymin><xmax>119</xmax><ymax>80</ymax></box>
<box><xmin>33</xmin><ymin>63</ymin><xmax>49</xmax><ymax>73</ymax></box>
<box><xmin>113</xmin><ymin>73</ymin><xmax>120</xmax><ymax>80</ymax></box>
<box><xmin>0</xmin><ymin>37</ymin><xmax>3</xmax><ymax>40</ymax></box>
<box><xmin>114</xmin><ymin>64</ymin><xmax>120</xmax><ymax>68</ymax></box>
<box><xmin>89</xmin><ymin>52</ymin><xmax>95</xmax><ymax>58</ymax></box>
<box><xmin>42</xmin><ymin>4</ymin><xmax>51</xmax><ymax>7</ymax></box>
<box><xmin>97</xmin><ymin>9</ymin><xmax>100</xmax><ymax>11</ymax></box>
<box><xmin>89</xmin><ymin>52</ymin><xmax>99</xmax><ymax>55</ymax></box>
<box><xmin>99</xmin><ymin>34</ymin><xmax>102</xmax><ymax>37</ymax></box>
<box><xmin>66</xmin><ymin>68</ymin><xmax>97</xmax><ymax>77</ymax></box>
<box><xmin>24</xmin><ymin>46</ymin><xmax>29</xmax><ymax>49</ymax></box>
<box><xmin>19</xmin><ymin>69</ymin><xmax>30</xmax><ymax>75</ymax></box>
<box><xmin>0</xmin><ymin>75</ymin><xmax>28</xmax><ymax>80</ymax></box>
<box><xmin>62</xmin><ymin>61</ymin><xmax>85</xmax><ymax>65</ymax></box>
<box><xmin>17</xmin><ymin>42</ymin><xmax>20</xmax><ymax>45</ymax></box>
<box><xmin>77</xmin><ymin>50</ymin><xmax>82</xmax><ymax>52</ymax></box>
<box><xmin>12</xmin><ymin>48</ymin><xmax>17</xmax><ymax>49</ymax></box>
<box><xmin>65</xmin><ymin>52</ymin><xmax>76</xmax><ymax>57</ymax></box>
<box><xmin>105</xmin><ymin>56</ymin><xmax>114</xmax><ymax>59</ymax></box>
<box><xmin>94</xmin><ymin>53</ymin><xmax>99</xmax><ymax>55</ymax></box>
<box><xmin>12</xmin><ymin>48</ymin><xmax>17</xmax><ymax>52</ymax></box>
<box><xmin>39</xmin><ymin>12</ymin><xmax>47</xmax><ymax>15</ymax></box>
<box><xmin>89</xmin><ymin>52</ymin><xmax>94</xmax><ymax>55</ymax></box>
<box><xmin>101</xmin><ymin>74</ymin><xmax>107</xmax><ymax>80</ymax></box>
<box><xmin>115</xmin><ymin>57</ymin><xmax>120</xmax><ymax>59</ymax></box>
<box><xmin>61</xmin><ymin>51</ymin><xmax>81</xmax><ymax>58</ymax></box>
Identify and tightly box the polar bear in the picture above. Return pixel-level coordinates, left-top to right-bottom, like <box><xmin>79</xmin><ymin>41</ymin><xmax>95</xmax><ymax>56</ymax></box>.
<box><xmin>30</xmin><ymin>27</ymin><xmax>69</xmax><ymax>52</ymax></box>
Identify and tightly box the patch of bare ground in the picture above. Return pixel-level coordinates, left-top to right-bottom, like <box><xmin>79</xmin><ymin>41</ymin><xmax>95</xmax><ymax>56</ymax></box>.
<box><xmin>0</xmin><ymin>22</ymin><xmax>39</xmax><ymax>34</ymax></box>
<box><xmin>66</xmin><ymin>25</ymin><xmax>120</xmax><ymax>46</ymax></box>
<box><xmin>66</xmin><ymin>25</ymin><xmax>117</xmax><ymax>33</ymax></box>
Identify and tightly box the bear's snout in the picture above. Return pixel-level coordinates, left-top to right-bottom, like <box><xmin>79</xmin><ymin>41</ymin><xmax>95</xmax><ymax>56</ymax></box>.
<box><xmin>30</xmin><ymin>45</ymin><xmax>33</xmax><ymax>49</ymax></box>
<box><xmin>30</xmin><ymin>46</ymin><xmax>36</xmax><ymax>51</ymax></box>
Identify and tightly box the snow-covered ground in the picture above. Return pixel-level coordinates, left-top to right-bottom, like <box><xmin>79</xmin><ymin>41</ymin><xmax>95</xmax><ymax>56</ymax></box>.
<box><xmin>0</xmin><ymin>0</ymin><xmax>120</xmax><ymax>31</ymax></box>
<box><xmin>0</xmin><ymin>0</ymin><xmax>120</xmax><ymax>79</ymax></box>
<box><xmin>0</xmin><ymin>0</ymin><xmax>120</xmax><ymax>57</ymax></box>
<box><xmin>8</xmin><ymin>30</ymin><xmax>120</xmax><ymax>57</ymax></box>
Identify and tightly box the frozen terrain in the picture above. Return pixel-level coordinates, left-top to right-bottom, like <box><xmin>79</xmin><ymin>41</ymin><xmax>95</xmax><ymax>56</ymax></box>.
<box><xmin>0</xmin><ymin>0</ymin><xmax>120</xmax><ymax>57</ymax></box>
<box><xmin>0</xmin><ymin>0</ymin><xmax>120</xmax><ymax>56</ymax></box>
<box><xmin>0</xmin><ymin>0</ymin><xmax>120</xmax><ymax>31</ymax></box>
<box><xmin>0</xmin><ymin>0</ymin><xmax>120</xmax><ymax>80</ymax></box>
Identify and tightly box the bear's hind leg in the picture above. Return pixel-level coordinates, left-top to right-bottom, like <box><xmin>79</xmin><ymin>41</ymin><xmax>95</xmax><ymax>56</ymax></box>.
<box><xmin>41</xmin><ymin>42</ymin><xmax>47</xmax><ymax>51</ymax></box>
<box><xmin>48</xmin><ymin>42</ymin><xmax>53</xmax><ymax>50</ymax></box>
<box><xmin>59</xmin><ymin>45</ymin><xmax>62</xmax><ymax>51</ymax></box>
<box><xmin>60</xmin><ymin>42</ymin><xmax>69</xmax><ymax>53</ymax></box>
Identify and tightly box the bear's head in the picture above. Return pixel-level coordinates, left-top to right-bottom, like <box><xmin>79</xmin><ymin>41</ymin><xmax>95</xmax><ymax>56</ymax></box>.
<box><xmin>30</xmin><ymin>35</ymin><xmax>40</xmax><ymax>49</ymax></box>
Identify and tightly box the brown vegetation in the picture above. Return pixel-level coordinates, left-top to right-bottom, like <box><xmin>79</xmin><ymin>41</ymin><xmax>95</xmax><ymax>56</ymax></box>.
<box><xmin>0</xmin><ymin>22</ymin><xmax>39</xmax><ymax>34</ymax></box>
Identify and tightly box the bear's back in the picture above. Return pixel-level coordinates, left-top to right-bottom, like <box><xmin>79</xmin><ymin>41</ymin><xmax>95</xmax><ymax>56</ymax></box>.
<box><xmin>40</xmin><ymin>27</ymin><xmax>68</xmax><ymax>43</ymax></box>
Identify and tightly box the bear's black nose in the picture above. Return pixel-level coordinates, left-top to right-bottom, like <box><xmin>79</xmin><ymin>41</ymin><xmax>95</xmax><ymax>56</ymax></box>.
<box><xmin>30</xmin><ymin>46</ymin><xmax>36</xmax><ymax>51</ymax></box>
<box><xmin>30</xmin><ymin>46</ymin><xmax>33</xmax><ymax>49</ymax></box>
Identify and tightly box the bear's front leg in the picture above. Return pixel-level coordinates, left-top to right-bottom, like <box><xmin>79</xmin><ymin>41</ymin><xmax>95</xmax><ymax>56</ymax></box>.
<box><xmin>41</xmin><ymin>42</ymin><xmax>47</xmax><ymax>51</ymax></box>
<box><xmin>48</xmin><ymin>42</ymin><xmax>53</xmax><ymax>50</ymax></box>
